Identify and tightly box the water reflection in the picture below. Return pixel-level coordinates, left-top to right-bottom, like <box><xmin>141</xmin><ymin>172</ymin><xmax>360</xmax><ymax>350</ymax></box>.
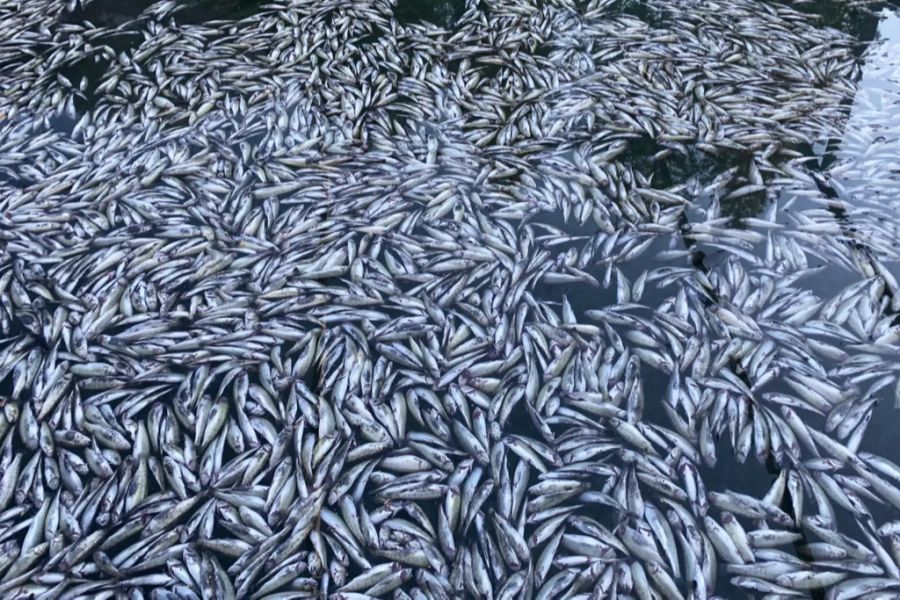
<box><xmin>829</xmin><ymin>7</ymin><xmax>900</xmax><ymax>464</ymax></box>
<box><xmin>830</xmin><ymin>9</ymin><xmax>900</xmax><ymax>192</ymax></box>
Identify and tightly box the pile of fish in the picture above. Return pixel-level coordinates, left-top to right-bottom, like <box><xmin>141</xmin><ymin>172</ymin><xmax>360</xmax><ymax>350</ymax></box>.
<box><xmin>1</xmin><ymin>0</ymin><xmax>900</xmax><ymax>597</ymax></box>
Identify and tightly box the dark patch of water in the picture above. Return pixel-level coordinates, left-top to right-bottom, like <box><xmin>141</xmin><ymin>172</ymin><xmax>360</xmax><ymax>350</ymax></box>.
<box><xmin>64</xmin><ymin>0</ymin><xmax>156</xmax><ymax>26</ymax></box>
<box><xmin>396</xmin><ymin>0</ymin><xmax>466</xmax><ymax>29</ymax></box>
<box><xmin>175</xmin><ymin>0</ymin><xmax>270</xmax><ymax>24</ymax></box>
<box><xmin>782</xmin><ymin>0</ymin><xmax>888</xmax><ymax>43</ymax></box>
<box><xmin>65</xmin><ymin>0</ymin><xmax>269</xmax><ymax>26</ymax></box>
<box><xmin>609</xmin><ymin>0</ymin><xmax>668</xmax><ymax>28</ymax></box>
